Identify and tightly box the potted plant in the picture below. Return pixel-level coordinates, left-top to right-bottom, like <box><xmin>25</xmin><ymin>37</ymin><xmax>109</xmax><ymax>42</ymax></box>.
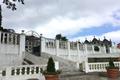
<box><xmin>106</xmin><ymin>58</ymin><xmax>119</xmax><ymax>78</ymax></box>
<box><xmin>42</xmin><ymin>57</ymin><xmax>61</xmax><ymax>80</ymax></box>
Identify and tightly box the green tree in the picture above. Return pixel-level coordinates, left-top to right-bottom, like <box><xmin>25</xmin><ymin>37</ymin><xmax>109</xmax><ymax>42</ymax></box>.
<box><xmin>55</xmin><ymin>34</ymin><xmax>62</xmax><ymax>40</ymax></box>
<box><xmin>2</xmin><ymin>0</ymin><xmax>24</xmax><ymax>10</ymax></box>
<box><xmin>46</xmin><ymin>57</ymin><xmax>56</xmax><ymax>73</ymax></box>
<box><xmin>55</xmin><ymin>34</ymin><xmax>68</xmax><ymax>41</ymax></box>
<box><xmin>61</xmin><ymin>36</ymin><xmax>68</xmax><ymax>41</ymax></box>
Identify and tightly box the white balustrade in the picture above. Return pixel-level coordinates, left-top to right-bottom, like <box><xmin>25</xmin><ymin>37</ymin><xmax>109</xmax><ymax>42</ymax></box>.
<box><xmin>88</xmin><ymin>62</ymin><xmax>120</xmax><ymax>72</ymax></box>
<box><xmin>41</xmin><ymin>37</ymin><xmax>120</xmax><ymax>63</ymax></box>
<box><xmin>0</xmin><ymin>65</ymin><xmax>46</xmax><ymax>80</ymax></box>
<box><xmin>0</xmin><ymin>31</ymin><xmax>20</xmax><ymax>45</ymax></box>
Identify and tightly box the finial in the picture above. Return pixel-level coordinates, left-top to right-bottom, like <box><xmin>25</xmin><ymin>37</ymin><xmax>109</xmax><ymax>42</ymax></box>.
<box><xmin>21</xmin><ymin>30</ymin><xmax>24</xmax><ymax>33</ymax></box>
<box><xmin>40</xmin><ymin>34</ymin><xmax>42</xmax><ymax>36</ymax></box>
<box><xmin>104</xmin><ymin>36</ymin><xmax>106</xmax><ymax>39</ymax></box>
<box><xmin>99</xmin><ymin>38</ymin><xmax>100</xmax><ymax>41</ymax></box>
<box><xmin>110</xmin><ymin>39</ymin><xmax>111</xmax><ymax>41</ymax></box>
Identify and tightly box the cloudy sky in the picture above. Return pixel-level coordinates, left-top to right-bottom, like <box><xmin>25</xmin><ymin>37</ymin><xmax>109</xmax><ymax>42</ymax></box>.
<box><xmin>1</xmin><ymin>0</ymin><xmax>120</xmax><ymax>43</ymax></box>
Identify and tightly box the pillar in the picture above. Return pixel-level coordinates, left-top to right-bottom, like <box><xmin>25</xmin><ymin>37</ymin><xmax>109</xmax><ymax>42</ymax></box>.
<box><xmin>7</xmin><ymin>33</ymin><xmax>9</xmax><ymax>44</ymax></box>
<box><xmin>77</xmin><ymin>41</ymin><xmax>80</xmax><ymax>61</ymax></box>
<box><xmin>40</xmin><ymin>36</ymin><xmax>46</xmax><ymax>53</ymax></box>
<box><xmin>84</xmin><ymin>44</ymin><xmax>89</xmax><ymax>73</ymax></box>
<box><xmin>55</xmin><ymin>40</ymin><xmax>59</xmax><ymax>56</ymax></box>
<box><xmin>67</xmin><ymin>41</ymin><xmax>70</xmax><ymax>59</ymax></box>
<box><xmin>55</xmin><ymin>61</ymin><xmax>59</xmax><ymax>70</ymax></box>
<box><xmin>0</xmin><ymin>31</ymin><xmax>1</xmax><ymax>44</ymax></box>
<box><xmin>2</xmin><ymin>33</ymin><xmax>5</xmax><ymax>43</ymax></box>
<box><xmin>19</xmin><ymin>30</ymin><xmax>25</xmax><ymax>64</ymax></box>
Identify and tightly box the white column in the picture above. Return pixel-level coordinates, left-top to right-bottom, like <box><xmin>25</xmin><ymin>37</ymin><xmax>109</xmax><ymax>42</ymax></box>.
<box><xmin>11</xmin><ymin>34</ymin><xmax>13</xmax><ymax>44</ymax></box>
<box><xmin>67</xmin><ymin>41</ymin><xmax>70</xmax><ymax>59</ymax></box>
<box><xmin>6</xmin><ymin>67</ymin><xmax>12</xmax><ymax>77</ymax></box>
<box><xmin>92</xmin><ymin>45</ymin><xmax>95</xmax><ymax>54</ymax></box>
<box><xmin>55</xmin><ymin>61</ymin><xmax>59</xmax><ymax>70</ymax></box>
<box><xmin>109</xmin><ymin>47</ymin><xmax>112</xmax><ymax>53</ymax></box>
<box><xmin>0</xmin><ymin>31</ymin><xmax>1</xmax><ymax>44</ymax></box>
<box><xmin>99</xmin><ymin>46</ymin><xmax>101</xmax><ymax>53</ymax></box>
<box><xmin>84</xmin><ymin>44</ymin><xmax>88</xmax><ymax>54</ymax></box>
<box><xmin>41</xmin><ymin>37</ymin><xmax>46</xmax><ymax>53</ymax></box>
<box><xmin>84</xmin><ymin>57</ymin><xmax>89</xmax><ymax>73</ymax></box>
<box><xmin>104</xmin><ymin>46</ymin><xmax>106</xmax><ymax>53</ymax></box>
<box><xmin>55</xmin><ymin>40</ymin><xmax>59</xmax><ymax>56</ymax></box>
<box><xmin>77</xmin><ymin>41</ymin><xmax>80</xmax><ymax>62</ymax></box>
<box><xmin>77</xmin><ymin>41</ymin><xmax>80</xmax><ymax>54</ymax></box>
<box><xmin>0</xmin><ymin>31</ymin><xmax>2</xmax><ymax>53</ymax></box>
<box><xmin>19</xmin><ymin>31</ymin><xmax>25</xmax><ymax>64</ymax></box>
<box><xmin>15</xmin><ymin>35</ymin><xmax>17</xmax><ymax>45</ymax></box>
<box><xmin>76</xmin><ymin>62</ymin><xmax>80</xmax><ymax>69</ymax></box>
<box><xmin>7</xmin><ymin>33</ymin><xmax>9</xmax><ymax>44</ymax></box>
<box><xmin>2</xmin><ymin>33</ymin><xmax>5</xmax><ymax>43</ymax></box>
<box><xmin>84</xmin><ymin>44</ymin><xmax>89</xmax><ymax>73</ymax></box>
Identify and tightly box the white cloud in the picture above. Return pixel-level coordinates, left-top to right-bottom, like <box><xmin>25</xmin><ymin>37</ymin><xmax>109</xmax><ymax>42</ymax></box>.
<box><xmin>72</xmin><ymin>30</ymin><xmax>120</xmax><ymax>44</ymax></box>
<box><xmin>1</xmin><ymin>0</ymin><xmax>120</xmax><ymax>41</ymax></box>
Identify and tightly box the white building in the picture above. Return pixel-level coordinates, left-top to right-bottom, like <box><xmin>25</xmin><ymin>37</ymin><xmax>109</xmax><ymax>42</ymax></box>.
<box><xmin>40</xmin><ymin>36</ymin><xmax>120</xmax><ymax>73</ymax></box>
<box><xmin>0</xmin><ymin>30</ymin><xmax>120</xmax><ymax>80</ymax></box>
<box><xmin>0</xmin><ymin>31</ymin><xmax>45</xmax><ymax>80</ymax></box>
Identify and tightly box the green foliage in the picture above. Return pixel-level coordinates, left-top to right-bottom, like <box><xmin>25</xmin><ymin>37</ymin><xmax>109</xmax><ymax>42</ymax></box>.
<box><xmin>47</xmin><ymin>57</ymin><xmax>56</xmax><ymax>73</ymax></box>
<box><xmin>109</xmin><ymin>59</ymin><xmax>115</xmax><ymax>68</ymax></box>
<box><xmin>56</xmin><ymin>34</ymin><xmax>62</xmax><ymax>40</ymax></box>
<box><xmin>55</xmin><ymin>34</ymin><xmax>68</xmax><ymax>41</ymax></box>
<box><xmin>106</xmin><ymin>58</ymin><xmax>119</xmax><ymax>69</ymax></box>
<box><xmin>2</xmin><ymin>0</ymin><xmax>24</xmax><ymax>10</ymax></box>
<box><xmin>42</xmin><ymin>57</ymin><xmax>61</xmax><ymax>75</ymax></box>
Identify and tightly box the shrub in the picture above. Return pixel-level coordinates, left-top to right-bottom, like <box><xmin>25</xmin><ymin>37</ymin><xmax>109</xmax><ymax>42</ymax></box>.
<box><xmin>42</xmin><ymin>57</ymin><xmax>61</xmax><ymax>75</ymax></box>
<box><xmin>106</xmin><ymin>58</ymin><xmax>119</xmax><ymax>69</ymax></box>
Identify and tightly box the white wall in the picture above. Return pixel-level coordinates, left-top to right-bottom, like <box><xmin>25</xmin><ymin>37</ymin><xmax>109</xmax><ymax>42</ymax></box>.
<box><xmin>41</xmin><ymin>37</ymin><xmax>120</xmax><ymax>63</ymax></box>
<box><xmin>0</xmin><ymin>31</ymin><xmax>25</xmax><ymax>67</ymax></box>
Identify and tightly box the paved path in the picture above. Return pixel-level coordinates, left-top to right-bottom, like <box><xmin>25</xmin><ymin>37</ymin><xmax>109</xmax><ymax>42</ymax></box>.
<box><xmin>59</xmin><ymin>72</ymin><xmax>120</xmax><ymax>80</ymax></box>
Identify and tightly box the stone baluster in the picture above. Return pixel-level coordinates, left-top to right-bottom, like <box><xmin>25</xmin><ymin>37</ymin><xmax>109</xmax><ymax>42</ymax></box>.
<box><xmin>7</xmin><ymin>33</ymin><xmax>9</xmax><ymax>44</ymax></box>
<box><xmin>55</xmin><ymin>40</ymin><xmax>59</xmax><ymax>56</ymax></box>
<box><xmin>0</xmin><ymin>31</ymin><xmax>1</xmax><ymax>44</ymax></box>
<box><xmin>84</xmin><ymin>44</ymin><xmax>89</xmax><ymax>73</ymax></box>
<box><xmin>77</xmin><ymin>41</ymin><xmax>80</xmax><ymax>53</ymax></box>
<box><xmin>2</xmin><ymin>33</ymin><xmax>5</xmax><ymax>44</ymax></box>
<box><xmin>15</xmin><ymin>35</ymin><xmax>17</xmax><ymax>45</ymax></box>
<box><xmin>67</xmin><ymin>41</ymin><xmax>70</xmax><ymax>59</ymax></box>
<box><xmin>11</xmin><ymin>34</ymin><xmax>13</xmax><ymax>44</ymax></box>
<box><xmin>92</xmin><ymin>45</ymin><xmax>95</xmax><ymax>54</ymax></box>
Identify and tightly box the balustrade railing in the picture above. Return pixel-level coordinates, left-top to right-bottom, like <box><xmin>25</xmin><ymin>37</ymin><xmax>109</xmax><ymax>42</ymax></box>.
<box><xmin>45</xmin><ymin>38</ymin><xmax>56</xmax><ymax>48</ymax></box>
<box><xmin>0</xmin><ymin>65</ymin><xmax>46</xmax><ymax>77</ymax></box>
<box><xmin>42</xmin><ymin>37</ymin><xmax>120</xmax><ymax>58</ymax></box>
<box><xmin>0</xmin><ymin>31</ymin><xmax>20</xmax><ymax>45</ymax></box>
<box><xmin>88</xmin><ymin>62</ymin><xmax>120</xmax><ymax>72</ymax></box>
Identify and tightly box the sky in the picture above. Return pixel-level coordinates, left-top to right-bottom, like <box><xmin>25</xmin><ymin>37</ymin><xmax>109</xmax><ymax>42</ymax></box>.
<box><xmin>1</xmin><ymin>0</ymin><xmax>120</xmax><ymax>43</ymax></box>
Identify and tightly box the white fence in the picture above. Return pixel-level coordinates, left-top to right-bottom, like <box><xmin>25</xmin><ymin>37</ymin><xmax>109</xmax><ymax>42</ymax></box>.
<box><xmin>87</xmin><ymin>62</ymin><xmax>120</xmax><ymax>72</ymax></box>
<box><xmin>40</xmin><ymin>37</ymin><xmax>120</xmax><ymax>63</ymax></box>
<box><xmin>0</xmin><ymin>65</ymin><xmax>46</xmax><ymax>80</ymax></box>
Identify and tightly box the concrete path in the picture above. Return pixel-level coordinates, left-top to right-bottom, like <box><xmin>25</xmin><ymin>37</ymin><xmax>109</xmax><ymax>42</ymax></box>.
<box><xmin>59</xmin><ymin>72</ymin><xmax>120</xmax><ymax>80</ymax></box>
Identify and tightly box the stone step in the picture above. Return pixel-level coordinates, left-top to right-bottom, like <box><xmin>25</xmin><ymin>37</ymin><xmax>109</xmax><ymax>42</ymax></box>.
<box><xmin>25</xmin><ymin>52</ymin><xmax>79</xmax><ymax>72</ymax></box>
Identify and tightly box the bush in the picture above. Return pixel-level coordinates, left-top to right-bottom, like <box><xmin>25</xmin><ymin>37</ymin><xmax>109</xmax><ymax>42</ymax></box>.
<box><xmin>106</xmin><ymin>58</ymin><xmax>119</xmax><ymax>69</ymax></box>
<box><xmin>43</xmin><ymin>57</ymin><xmax>61</xmax><ymax>75</ymax></box>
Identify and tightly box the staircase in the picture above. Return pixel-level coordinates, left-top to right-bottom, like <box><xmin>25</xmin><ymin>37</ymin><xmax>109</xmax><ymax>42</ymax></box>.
<box><xmin>24</xmin><ymin>52</ymin><xmax>79</xmax><ymax>72</ymax></box>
